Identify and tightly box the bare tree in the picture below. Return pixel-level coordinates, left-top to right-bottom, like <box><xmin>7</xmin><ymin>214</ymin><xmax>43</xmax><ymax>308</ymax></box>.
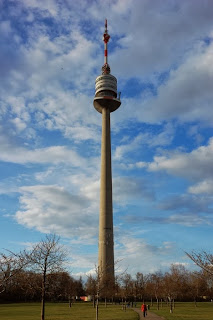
<box><xmin>189</xmin><ymin>271</ymin><xmax>208</xmax><ymax>306</ymax></box>
<box><xmin>85</xmin><ymin>275</ymin><xmax>97</xmax><ymax>307</ymax></box>
<box><xmin>0</xmin><ymin>251</ymin><xmax>28</xmax><ymax>294</ymax></box>
<box><xmin>186</xmin><ymin>251</ymin><xmax>213</xmax><ymax>277</ymax></box>
<box><xmin>134</xmin><ymin>272</ymin><xmax>146</xmax><ymax>301</ymax></box>
<box><xmin>162</xmin><ymin>272</ymin><xmax>176</xmax><ymax>313</ymax></box>
<box><xmin>93</xmin><ymin>263</ymin><xmax>117</xmax><ymax>320</ymax></box>
<box><xmin>27</xmin><ymin>234</ymin><xmax>67</xmax><ymax>320</ymax></box>
<box><xmin>162</xmin><ymin>265</ymin><xmax>189</xmax><ymax>313</ymax></box>
<box><xmin>120</xmin><ymin>273</ymin><xmax>134</xmax><ymax>310</ymax></box>
<box><xmin>149</xmin><ymin>272</ymin><xmax>164</xmax><ymax>310</ymax></box>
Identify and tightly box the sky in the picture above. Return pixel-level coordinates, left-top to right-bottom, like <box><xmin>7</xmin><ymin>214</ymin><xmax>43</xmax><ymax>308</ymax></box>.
<box><xmin>0</xmin><ymin>0</ymin><xmax>213</xmax><ymax>279</ymax></box>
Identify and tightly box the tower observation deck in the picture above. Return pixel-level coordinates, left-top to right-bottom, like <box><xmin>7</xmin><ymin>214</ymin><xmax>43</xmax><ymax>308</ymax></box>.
<box><xmin>93</xmin><ymin>20</ymin><xmax>121</xmax><ymax>285</ymax></box>
<box><xmin>94</xmin><ymin>19</ymin><xmax>121</xmax><ymax>113</ymax></box>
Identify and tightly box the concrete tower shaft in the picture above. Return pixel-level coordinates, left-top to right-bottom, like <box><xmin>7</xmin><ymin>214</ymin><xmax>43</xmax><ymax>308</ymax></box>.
<box><xmin>93</xmin><ymin>20</ymin><xmax>121</xmax><ymax>283</ymax></box>
<box><xmin>99</xmin><ymin>106</ymin><xmax>114</xmax><ymax>279</ymax></box>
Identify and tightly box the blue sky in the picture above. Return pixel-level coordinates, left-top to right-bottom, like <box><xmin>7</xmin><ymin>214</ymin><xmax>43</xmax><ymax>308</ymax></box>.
<box><xmin>1</xmin><ymin>0</ymin><xmax>213</xmax><ymax>278</ymax></box>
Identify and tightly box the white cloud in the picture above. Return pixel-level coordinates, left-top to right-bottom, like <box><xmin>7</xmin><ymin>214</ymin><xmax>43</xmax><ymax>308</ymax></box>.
<box><xmin>67</xmin><ymin>252</ymin><xmax>97</xmax><ymax>274</ymax></box>
<box><xmin>148</xmin><ymin>137</ymin><xmax>213</xmax><ymax>185</ymax></box>
<box><xmin>79</xmin><ymin>179</ymin><xmax>100</xmax><ymax>201</ymax></box>
<box><xmin>10</xmin><ymin>117</ymin><xmax>27</xmax><ymax>132</ymax></box>
<box><xmin>167</xmin><ymin>213</ymin><xmax>212</xmax><ymax>227</ymax></box>
<box><xmin>15</xmin><ymin>185</ymin><xmax>98</xmax><ymax>240</ymax></box>
<box><xmin>158</xmin><ymin>193</ymin><xmax>213</xmax><ymax>214</ymax></box>
<box><xmin>115</xmin><ymin>234</ymin><xmax>176</xmax><ymax>275</ymax></box>
<box><xmin>110</xmin><ymin>0</ymin><xmax>213</xmax><ymax>77</ymax></box>
<box><xmin>63</xmin><ymin>174</ymin><xmax>154</xmax><ymax>205</ymax></box>
<box><xmin>126</xmin><ymin>162</ymin><xmax>147</xmax><ymax>170</ymax></box>
<box><xmin>135</xmin><ymin>41</ymin><xmax>213</xmax><ymax>124</ymax></box>
<box><xmin>1</xmin><ymin>0</ymin><xmax>213</xmax><ymax>147</ymax></box>
<box><xmin>114</xmin><ymin>124</ymin><xmax>174</xmax><ymax>161</ymax></box>
<box><xmin>21</xmin><ymin>0</ymin><xmax>59</xmax><ymax>17</ymax></box>
<box><xmin>187</xmin><ymin>125</ymin><xmax>204</xmax><ymax>146</ymax></box>
<box><xmin>114</xmin><ymin>134</ymin><xmax>143</xmax><ymax>160</ymax></box>
<box><xmin>0</xmin><ymin>17</ymin><xmax>100</xmax><ymax>142</ymax></box>
<box><xmin>64</xmin><ymin>125</ymin><xmax>99</xmax><ymax>142</ymax></box>
<box><xmin>188</xmin><ymin>180</ymin><xmax>213</xmax><ymax>195</ymax></box>
<box><xmin>0</xmin><ymin>144</ymin><xmax>86</xmax><ymax>166</ymax></box>
<box><xmin>124</xmin><ymin>204</ymin><xmax>213</xmax><ymax>227</ymax></box>
<box><xmin>113</xmin><ymin>176</ymin><xmax>155</xmax><ymax>204</ymax></box>
<box><xmin>22</xmin><ymin>30</ymin><xmax>98</xmax><ymax>91</ymax></box>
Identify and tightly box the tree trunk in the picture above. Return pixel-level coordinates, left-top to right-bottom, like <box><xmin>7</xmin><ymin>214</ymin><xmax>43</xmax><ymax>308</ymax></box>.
<box><xmin>41</xmin><ymin>278</ymin><xmax>46</xmax><ymax>320</ymax></box>
<box><xmin>69</xmin><ymin>296</ymin><xmax>72</xmax><ymax>308</ymax></box>
<box><xmin>96</xmin><ymin>297</ymin><xmax>99</xmax><ymax>320</ymax></box>
<box><xmin>41</xmin><ymin>261</ymin><xmax>47</xmax><ymax>320</ymax></box>
<box><xmin>157</xmin><ymin>298</ymin><xmax>159</xmax><ymax>310</ymax></box>
<box><xmin>169</xmin><ymin>298</ymin><xmax>173</xmax><ymax>313</ymax></box>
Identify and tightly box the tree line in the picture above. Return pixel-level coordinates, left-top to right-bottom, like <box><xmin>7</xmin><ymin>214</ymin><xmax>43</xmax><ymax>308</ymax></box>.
<box><xmin>1</xmin><ymin>234</ymin><xmax>213</xmax><ymax>317</ymax></box>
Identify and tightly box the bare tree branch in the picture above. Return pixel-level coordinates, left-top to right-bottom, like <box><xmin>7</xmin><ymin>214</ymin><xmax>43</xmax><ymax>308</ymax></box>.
<box><xmin>185</xmin><ymin>251</ymin><xmax>213</xmax><ymax>277</ymax></box>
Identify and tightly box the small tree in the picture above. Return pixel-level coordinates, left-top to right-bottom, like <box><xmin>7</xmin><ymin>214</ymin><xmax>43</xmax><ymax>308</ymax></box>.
<box><xmin>85</xmin><ymin>275</ymin><xmax>97</xmax><ymax>307</ymax></box>
<box><xmin>27</xmin><ymin>234</ymin><xmax>67</xmax><ymax>320</ymax></box>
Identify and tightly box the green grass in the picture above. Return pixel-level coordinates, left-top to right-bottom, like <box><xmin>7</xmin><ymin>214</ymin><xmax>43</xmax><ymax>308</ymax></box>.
<box><xmin>146</xmin><ymin>302</ymin><xmax>213</xmax><ymax>320</ymax></box>
<box><xmin>2</xmin><ymin>301</ymin><xmax>213</xmax><ymax>320</ymax></box>
<box><xmin>0</xmin><ymin>302</ymin><xmax>139</xmax><ymax>320</ymax></box>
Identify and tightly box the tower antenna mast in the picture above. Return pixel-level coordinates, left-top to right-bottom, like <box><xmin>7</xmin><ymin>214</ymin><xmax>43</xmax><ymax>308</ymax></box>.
<box><xmin>104</xmin><ymin>19</ymin><xmax>110</xmax><ymax>65</ymax></box>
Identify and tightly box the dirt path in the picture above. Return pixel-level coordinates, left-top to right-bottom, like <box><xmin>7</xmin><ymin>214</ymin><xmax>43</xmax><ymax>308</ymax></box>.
<box><xmin>132</xmin><ymin>308</ymin><xmax>165</xmax><ymax>320</ymax></box>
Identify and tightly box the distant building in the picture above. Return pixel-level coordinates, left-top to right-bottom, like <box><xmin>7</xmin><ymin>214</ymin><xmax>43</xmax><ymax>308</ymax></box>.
<box><xmin>80</xmin><ymin>295</ymin><xmax>92</xmax><ymax>302</ymax></box>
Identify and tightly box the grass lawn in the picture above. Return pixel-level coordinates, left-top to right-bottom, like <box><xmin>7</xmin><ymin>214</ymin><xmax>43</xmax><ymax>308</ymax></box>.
<box><xmin>148</xmin><ymin>302</ymin><xmax>213</xmax><ymax>320</ymax></box>
<box><xmin>0</xmin><ymin>302</ymin><xmax>139</xmax><ymax>320</ymax></box>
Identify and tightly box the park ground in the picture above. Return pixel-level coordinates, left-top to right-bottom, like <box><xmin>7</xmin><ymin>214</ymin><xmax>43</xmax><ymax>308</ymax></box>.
<box><xmin>0</xmin><ymin>301</ymin><xmax>213</xmax><ymax>320</ymax></box>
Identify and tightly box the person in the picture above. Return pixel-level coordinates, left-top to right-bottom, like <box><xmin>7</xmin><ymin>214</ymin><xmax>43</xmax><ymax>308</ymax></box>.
<box><xmin>141</xmin><ymin>303</ymin><xmax>147</xmax><ymax>317</ymax></box>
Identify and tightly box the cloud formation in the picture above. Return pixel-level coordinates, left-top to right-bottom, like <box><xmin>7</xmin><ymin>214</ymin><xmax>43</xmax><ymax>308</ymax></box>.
<box><xmin>115</xmin><ymin>234</ymin><xmax>177</xmax><ymax>275</ymax></box>
<box><xmin>148</xmin><ymin>137</ymin><xmax>213</xmax><ymax>195</ymax></box>
<box><xmin>138</xmin><ymin>42</ymin><xmax>213</xmax><ymax>124</ymax></box>
<box><xmin>0</xmin><ymin>142</ymin><xmax>86</xmax><ymax>166</ymax></box>
<box><xmin>16</xmin><ymin>185</ymin><xmax>98</xmax><ymax>241</ymax></box>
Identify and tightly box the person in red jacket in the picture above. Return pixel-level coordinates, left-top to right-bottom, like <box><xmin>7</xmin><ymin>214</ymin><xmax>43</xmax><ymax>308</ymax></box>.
<box><xmin>141</xmin><ymin>303</ymin><xmax>147</xmax><ymax>317</ymax></box>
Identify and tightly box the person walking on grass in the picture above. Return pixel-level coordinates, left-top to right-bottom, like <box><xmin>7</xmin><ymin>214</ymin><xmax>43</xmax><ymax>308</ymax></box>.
<box><xmin>141</xmin><ymin>303</ymin><xmax>147</xmax><ymax>317</ymax></box>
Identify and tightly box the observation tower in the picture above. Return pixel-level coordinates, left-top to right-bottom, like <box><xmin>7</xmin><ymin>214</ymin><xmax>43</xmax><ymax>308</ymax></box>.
<box><xmin>94</xmin><ymin>20</ymin><xmax>121</xmax><ymax>283</ymax></box>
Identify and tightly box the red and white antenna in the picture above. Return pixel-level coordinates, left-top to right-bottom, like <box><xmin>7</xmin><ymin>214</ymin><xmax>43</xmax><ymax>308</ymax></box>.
<box><xmin>102</xmin><ymin>19</ymin><xmax>110</xmax><ymax>74</ymax></box>
<box><xmin>103</xmin><ymin>19</ymin><xmax>110</xmax><ymax>64</ymax></box>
